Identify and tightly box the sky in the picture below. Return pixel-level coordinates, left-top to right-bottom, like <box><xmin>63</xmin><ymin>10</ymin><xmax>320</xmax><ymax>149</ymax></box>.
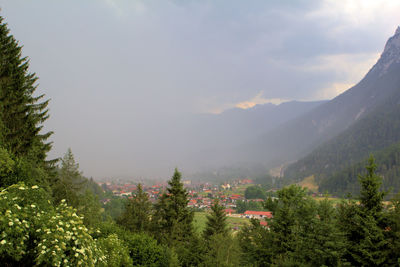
<box><xmin>0</xmin><ymin>0</ymin><xmax>399</xmax><ymax>178</ymax></box>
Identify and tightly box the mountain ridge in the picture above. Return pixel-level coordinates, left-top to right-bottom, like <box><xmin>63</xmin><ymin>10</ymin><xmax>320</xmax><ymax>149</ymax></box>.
<box><xmin>282</xmin><ymin>27</ymin><xmax>400</xmax><ymax>192</ymax></box>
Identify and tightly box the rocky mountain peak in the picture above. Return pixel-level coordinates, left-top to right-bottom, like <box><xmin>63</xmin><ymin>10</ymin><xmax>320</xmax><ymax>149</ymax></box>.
<box><xmin>371</xmin><ymin>26</ymin><xmax>400</xmax><ymax>76</ymax></box>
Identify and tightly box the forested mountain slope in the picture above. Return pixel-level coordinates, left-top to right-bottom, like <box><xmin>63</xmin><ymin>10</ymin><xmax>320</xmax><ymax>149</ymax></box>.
<box><xmin>242</xmin><ymin>27</ymin><xmax>400</xmax><ymax>168</ymax></box>
<box><xmin>319</xmin><ymin>142</ymin><xmax>400</xmax><ymax>196</ymax></box>
<box><xmin>283</xmin><ymin>27</ymin><xmax>400</xmax><ymax>193</ymax></box>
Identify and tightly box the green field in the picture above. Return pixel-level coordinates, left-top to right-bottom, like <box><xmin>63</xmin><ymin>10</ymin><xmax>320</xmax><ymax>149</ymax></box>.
<box><xmin>193</xmin><ymin>212</ymin><xmax>250</xmax><ymax>233</ymax></box>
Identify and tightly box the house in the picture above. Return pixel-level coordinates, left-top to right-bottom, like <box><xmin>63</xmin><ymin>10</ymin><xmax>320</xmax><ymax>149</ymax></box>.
<box><xmin>188</xmin><ymin>199</ymin><xmax>197</xmax><ymax>207</ymax></box>
<box><xmin>243</xmin><ymin>211</ymin><xmax>272</xmax><ymax>219</ymax></box>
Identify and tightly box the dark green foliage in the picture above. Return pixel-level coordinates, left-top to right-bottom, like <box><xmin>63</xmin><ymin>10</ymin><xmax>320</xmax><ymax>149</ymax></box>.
<box><xmin>51</xmin><ymin>149</ymin><xmax>102</xmax><ymax>228</ymax></box>
<box><xmin>253</xmin><ymin>173</ymin><xmax>285</xmax><ymax>191</ymax></box>
<box><xmin>244</xmin><ymin>185</ymin><xmax>266</xmax><ymax>200</ymax></box>
<box><xmin>320</xmin><ymin>142</ymin><xmax>400</xmax><ymax>196</ymax></box>
<box><xmin>95</xmin><ymin>222</ymin><xmax>172</xmax><ymax>266</ymax></box>
<box><xmin>0</xmin><ymin>17</ymin><xmax>52</xmax><ymax>165</ymax></box>
<box><xmin>152</xmin><ymin>168</ymin><xmax>194</xmax><ymax>246</ymax></box>
<box><xmin>78</xmin><ymin>189</ymin><xmax>102</xmax><ymax>228</ymax></box>
<box><xmin>235</xmin><ymin>200</ymin><xmax>265</xmax><ymax>213</ymax></box>
<box><xmin>385</xmin><ymin>193</ymin><xmax>400</xmax><ymax>265</ymax></box>
<box><xmin>201</xmin><ymin>234</ymin><xmax>241</xmax><ymax>267</ymax></box>
<box><xmin>1</xmin><ymin>152</ymin><xmax>51</xmax><ymax>191</ymax></box>
<box><xmin>203</xmin><ymin>199</ymin><xmax>228</xmax><ymax>239</ymax></box>
<box><xmin>117</xmin><ymin>183</ymin><xmax>152</xmax><ymax>233</ymax></box>
<box><xmin>124</xmin><ymin>233</ymin><xmax>170</xmax><ymax>267</ymax></box>
<box><xmin>176</xmin><ymin>234</ymin><xmax>208</xmax><ymax>267</ymax></box>
<box><xmin>240</xmin><ymin>185</ymin><xmax>345</xmax><ymax>266</ymax></box>
<box><xmin>337</xmin><ymin>157</ymin><xmax>390</xmax><ymax>266</ymax></box>
<box><xmin>0</xmin><ymin>147</ymin><xmax>14</xmax><ymax>176</ymax></box>
<box><xmin>151</xmin><ymin>168</ymin><xmax>201</xmax><ymax>266</ymax></box>
<box><xmin>104</xmin><ymin>198</ymin><xmax>127</xmax><ymax>221</ymax></box>
<box><xmin>285</xmin><ymin>88</ymin><xmax>400</xmax><ymax>196</ymax></box>
<box><xmin>238</xmin><ymin>219</ymin><xmax>275</xmax><ymax>266</ymax></box>
<box><xmin>0</xmin><ymin>17</ymin><xmax>53</xmax><ymax>189</ymax></box>
<box><xmin>359</xmin><ymin>155</ymin><xmax>385</xmax><ymax>215</ymax></box>
<box><xmin>52</xmin><ymin>148</ymin><xmax>86</xmax><ymax>206</ymax></box>
<box><xmin>337</xmin><ymin>199</ymin><xmax>388</xmax><ymax>266</ymax></box>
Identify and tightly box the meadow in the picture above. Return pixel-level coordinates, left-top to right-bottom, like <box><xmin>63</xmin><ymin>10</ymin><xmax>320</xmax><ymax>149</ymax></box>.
<box><xmin>193</xmin><ymin>212</ymin><xmax>250</xmax><ymax>233</ymax></box>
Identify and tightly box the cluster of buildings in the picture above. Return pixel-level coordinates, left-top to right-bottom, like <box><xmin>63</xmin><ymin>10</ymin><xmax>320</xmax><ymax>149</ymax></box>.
<box><xmin>99</xmin><ymin>179</ymin><xmax>255</xmax><ymax>207</ymax></box>
<box><xmin>99</xmin><ymin>178</ymin><xmax>272</xmax><ymax>227</ymax></box>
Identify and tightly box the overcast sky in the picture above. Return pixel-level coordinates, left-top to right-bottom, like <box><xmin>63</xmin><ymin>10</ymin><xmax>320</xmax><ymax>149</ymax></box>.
<box><xmin>0</xmin><ymin>0</ymin><xmax>399</xmax><ymax>178</ymax></box>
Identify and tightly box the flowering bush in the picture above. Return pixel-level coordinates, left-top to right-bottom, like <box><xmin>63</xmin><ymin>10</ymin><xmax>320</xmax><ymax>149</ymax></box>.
<box><xmin>97</xmin><ymin>234</ymin><xmax>132</xmax><ymax>267</ymax></box>
<box><xmin>35</xmin><ymin>201</ymin><xmax>105</xmax><ymax>266</ymax></box>
<box><xmin>0</xmin><ymin>183</ymin><xmax>105</xmax><ymax>266</ymax></box>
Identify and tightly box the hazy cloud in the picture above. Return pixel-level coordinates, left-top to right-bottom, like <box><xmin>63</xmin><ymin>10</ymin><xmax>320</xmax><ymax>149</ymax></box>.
<box><xmin>0</xmin><ymin>0</ymin><xmax>399</xmax><ymax>178</ymax></box>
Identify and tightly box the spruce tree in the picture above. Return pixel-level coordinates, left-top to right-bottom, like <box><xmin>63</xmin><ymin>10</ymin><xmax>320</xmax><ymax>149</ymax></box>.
<box><xmin>359</xmin><ymin>155</ymin><xmax>385</xmax><ymax>216</ymax></box>
<box><xmin>52</xmin><ymin>148</ymin><xmax>85</xmax><ymax>206</ymax></box>
<box><xmin>203</xmin><ymin>199</ymin><xmax>228</xmax><ymax>239</ymax></box>
<box><xmin>338</xmin><ymin>155</ymin><xmax>389</xmax><ymax>266</ymax></box>
<box><xmin>118</xmin><ymin>183</ymin><xmax>152</xmax><ymax>233</ymax></box>
<box><xmin>152</xmin><ymin>168</ymin><xmax>193</xmax><ymax>246</ymax></box>
<box><xmin>0</xmin><ymin>17</ymin><xmax>52</xmax><ymax>163</ymax></box>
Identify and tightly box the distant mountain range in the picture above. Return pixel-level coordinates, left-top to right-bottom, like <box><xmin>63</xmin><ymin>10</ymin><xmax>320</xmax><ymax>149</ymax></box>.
<box><xmin>181</xmin><ymin>26</ymin><xmax>400</xmax><ymax>189</ymax></box>
<box><xmin>178</xmin><ymin>100</ymin><xmax>325</xmax><ymax>173</ymax></box>
<box><xmin>282</xmin><ymin>26</ymin><xmax>400</xmax><ymax>194</ymax></box>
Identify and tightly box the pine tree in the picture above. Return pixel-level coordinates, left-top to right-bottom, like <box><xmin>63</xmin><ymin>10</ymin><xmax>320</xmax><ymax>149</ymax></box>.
<box><xmin>152</xmin><ymin>168</ymin><xmax>193</xmax><ymax>246</ymax></box>
<box><xmin>52</xmin><ymin>148</ymin><xmax>85</xmax><ymax>206</ymax></box>
<box><xmin>359</xmin><ymin>155</ymin><xmax>385</xmax><ymax>216</ymax></box>
<box><xmin>203</xmin><ymin>199</ymin><xmax>228</xmax><ymax>239</ymax></box>
<box><xmin>338</xmin><ymin>155</ymin><xmax>389</xmax><ymax>266</ymax></box>
<box><xmin>0</xmin><ymin>17</ymin><xmax>52</xmax><ymax>164</ymax></box>
<box><xmin>118</xmin><ymin>183</ymin><xmax>152</xmax><ymax>233</ymax></box>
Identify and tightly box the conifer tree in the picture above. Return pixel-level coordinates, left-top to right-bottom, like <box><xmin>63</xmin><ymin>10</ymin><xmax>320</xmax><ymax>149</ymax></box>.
<box><xmin>118</xmin><ymin>183</ymin><xmax>152</xmax><ymax>233</ymax></box>
<box><xmin>0</xmin><ymin>17</ymin><xmax>52</xmax><ymax>164</ymax></box>
<box><xmin>203</xmin><ymin>199</ymin><xmax>228</xmax><ymax>239</ymax></box>
<box><xmin>359</xmin><ymin>155</ymin><xmax>385</xmax><ymax>216</ymax></box>
<box><xmin>52</xmin><ymin>148</ymin><xmax>85</xmax><ymax>206</ymax></box>
<box><xmin>338</xmin><ymin>155</ymin><xmax>389</xmax><ymax>266</ymax></box>
<box><xmin>152</xmin><ymin>168</ymin><xmax>193</xmax><ymax>246</ymax></box>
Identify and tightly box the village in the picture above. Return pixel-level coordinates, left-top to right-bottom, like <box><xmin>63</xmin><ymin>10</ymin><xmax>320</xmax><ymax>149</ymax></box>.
<box><xmin>97</xmin><ymin>178</ymin><xmax>274</xmax><ymax>228</ymax></box>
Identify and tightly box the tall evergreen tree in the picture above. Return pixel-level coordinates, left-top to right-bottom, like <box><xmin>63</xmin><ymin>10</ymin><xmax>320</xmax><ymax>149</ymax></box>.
<box><xmin>359</xmin><ymin>155</ymin><xmax>385</xmax><ymax>216</ymax></box>
<box><xmin>52</xmin><ymin>148</ymin><xmax>85</xmax><ymax>206</ymax></box>
<box><xmin>338</xmin><ymin>155</ymin><xmax>389</xmax><ymax>266</ymax></box>
<box><xmin>0</xmin><ymin>17</ymin><xmax>52</xmax><ymax>164</ymax></box>
<box><xmin>117</xmin><ymin>183</ymin><xmax>152</xmax><ymax>233</ymax></box>
<box><xmin>152</xmin><ymin>168</ymin><xmax>193</xmax><ymax>245</ymax></box>
<box><xmin>385</xmin><ymin>193</ymin><xmax>400</xmax><ymax>265</ymax></box>
<box><xmin>203</xmin><ymin>199</ymin><xmax>228</xmax><ymax>239</ymax></box>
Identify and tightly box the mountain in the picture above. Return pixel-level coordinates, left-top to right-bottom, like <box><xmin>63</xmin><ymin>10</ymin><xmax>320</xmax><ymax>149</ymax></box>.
<box><xmin>319</xmin><ymin>141</ymin><xmax>400</xmax><ymax>197</ymax></box>
<box><xmin>176</xmin><ymin>100</ymin><xmax>325</xmax><ymax>173</ymax></box>
<box><xmin>190</xmin><ymin>100</ymin><xmax>326</xmax><ymax>151</ymax></box>
<box><xmin>282</xmin><ymin>26</ymin><xmax>400</xmax><ymax>192</ymax></box>
<box><xmin>229</xmin><ymin>26</ymin><xmax>400</xmax><ymax>169</ymax></box>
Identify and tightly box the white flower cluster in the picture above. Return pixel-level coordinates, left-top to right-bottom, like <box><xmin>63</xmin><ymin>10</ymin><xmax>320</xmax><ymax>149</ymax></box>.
<box><xmin>0</xmin><ymin>183</ymin><xmax>106</xmax><ymax>266</ymax></box>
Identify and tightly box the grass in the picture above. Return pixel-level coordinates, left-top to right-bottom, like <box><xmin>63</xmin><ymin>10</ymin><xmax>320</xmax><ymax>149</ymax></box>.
<box><xmin>193</xmin><ymin>212</ymin><xmax>250</xmax><ymax>233</ymax></box>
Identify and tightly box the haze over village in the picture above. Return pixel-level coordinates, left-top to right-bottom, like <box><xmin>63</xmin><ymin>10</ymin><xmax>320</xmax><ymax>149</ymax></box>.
<box><xmin>2</xmin><ymin>0</ymin><xmax>400</xmax><ymax>180</ymax></box>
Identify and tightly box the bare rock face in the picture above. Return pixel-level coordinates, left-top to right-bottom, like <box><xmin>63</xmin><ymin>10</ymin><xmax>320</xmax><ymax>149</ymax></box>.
<box><xmin>371</xmin><ymin>26</ymin><xmax>400</xmax><ymax>76</ymax></box>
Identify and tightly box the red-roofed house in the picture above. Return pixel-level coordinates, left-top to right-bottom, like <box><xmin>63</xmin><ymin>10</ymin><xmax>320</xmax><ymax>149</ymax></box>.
<box><xmin>244</xmin><ymin>211</ymin><xmax>272</xmax><ymax>219</ymax></box>
<box><xmin>188</xmin><ymin>199</ymin><xmax>197</xmax><ymax>207</ymax></box>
